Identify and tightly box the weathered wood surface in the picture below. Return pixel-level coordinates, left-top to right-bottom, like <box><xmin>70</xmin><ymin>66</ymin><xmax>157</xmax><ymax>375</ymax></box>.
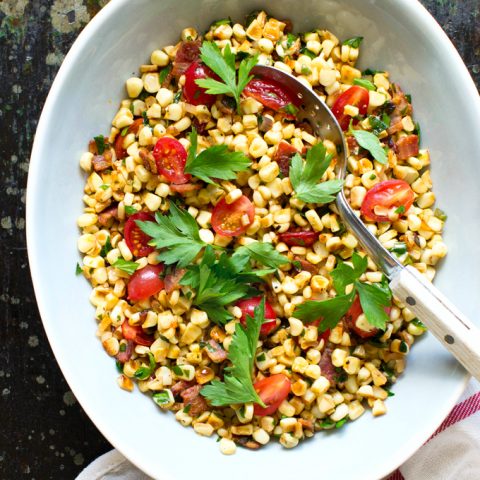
<box><xmin>0</xmin><ymin>1</ymin><xmax>477</xmax><ymax>477</ymax></box>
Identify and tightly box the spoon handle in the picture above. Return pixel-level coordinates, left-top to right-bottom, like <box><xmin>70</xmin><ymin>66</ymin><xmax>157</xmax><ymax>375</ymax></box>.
<box><xmin>390</xmin><ymin>265</ymin><xmax>480</xmax><ymax>381</ymax></box>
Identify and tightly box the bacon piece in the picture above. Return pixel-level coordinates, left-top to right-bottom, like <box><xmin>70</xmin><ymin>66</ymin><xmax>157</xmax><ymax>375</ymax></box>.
<box><xmin>396</xmin><ymin>134</ymin><xmax>419</xmax><ymax>160</ymax></box>
<box><xmin>180</xmin><ymin>384</ymin><xmax>208</xmax><ymax>416</ymax></box>
<box><xmin>115</xmin><ymin>340</ymin><xmax>133</xmax><ymax>363</ymax></box>
<box><xmin>346</xmin><ymin>136</ymin><xmax>359</xmax><ymax>155</ymax></box>
<box><xmin>92</xmin><ymin>154</ymin><xmax>112</xmax><ymax>172</ymax></box>
<box><xmin>164</xmin><ymin>268</ymin><xmax>186</xmax><ymax>293</ymax></box>
<box><xmin>139</xmin><ymin>148</ymin><xmax>157</xmax><ymax>174</ymax></box>
<box><xmin>235</xmin><ymin>437</ymin><xmax>262</xmax><ymax>450</ymax></box>
<box><xmin>172</xmin><ymin>39</ymin><xmax>201</xmax><ymax>78</ymax></box>
<box><xmin>191</xmin><ymin>117</ymin><xmax>209</xmax><ymax>136</ymax></box>
<box><xmin>387</xmin><ymin>120</ymin><xmax>404</xmax><ymax>136</ymax></box>
<box><xmin>391</xmin><ymin>84</ymin><xmax>412</xmax><ymax>117</ymax></box>
<box><xmin>97</xmin><ymin>205</ymin><xmax>118</xmax><ymax>226</ymax></box>
<box><xmin>298</xmin><ymin>418</ymin><xmax>314</xmax><ymax>431</ymax></box>
<box><xmin>204</xmin><ymin>339</ymin><xmax>227</xmax><ymax>363</ymax></box>
<box><xmin>318</xmin><ymin>345</ymin><xmax>336</xmax><ymax>385</ymax></box>
<box><xmin>169</xmin><ymin>183</ymin><xmax>201</xmax><ymax>194</ymax></box>
<box><xmin>293</xmin><ymin>257</ymin><xmax>319</xmax><ymax>275</ymax></box>
<box><xmin>171</xmin><ymin>380</ymin><xmax>195</xmax><ymax>397</ymax></box>
<box><xmin>273</xmin><ymin>141</ymin><xmax>298</xmax><ymax>177</ymax></box>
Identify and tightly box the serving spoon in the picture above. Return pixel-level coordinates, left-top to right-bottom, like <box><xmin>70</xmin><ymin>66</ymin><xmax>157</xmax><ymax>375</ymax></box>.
<box><xmin>252</xmin><ymin>65</ymin><xmax>480</xmax><ymax>381</ymax></box>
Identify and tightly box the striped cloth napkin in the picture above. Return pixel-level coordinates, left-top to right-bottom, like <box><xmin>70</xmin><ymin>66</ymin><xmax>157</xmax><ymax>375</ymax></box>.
<box><xmin>77</xmin><ymin>379</ymin><xmax>480</xmax><ymax>480</ymax></box>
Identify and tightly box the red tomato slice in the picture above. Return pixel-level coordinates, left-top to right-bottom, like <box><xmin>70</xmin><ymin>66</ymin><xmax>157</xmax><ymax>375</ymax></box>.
<box><xmin>344</xmin><ymin>295</ymin><xmax>378</xmax><ymax>339</ymax></box>
<box><xmin>211</xmin><ymin>195</ymin><xmax>254</xmax><ymax>237</ymax></box>
<box><xmin>152</xmin><ymin>137</ymin><xmax>191</xmax><ymax>184</ymax></box>
<box><xmin>124</xmin><ymin>212</ymin><xmax>155</xmax><ymax>258</ymax></box>
<box><xmin>360</xmin><ymin>179</ymin><xmax>414</xmax><ymax>222</ymax></box>
<box><xmin>253</xmin><ymin>374</ymin><xmax>291</xmax><ymax>416</ymax></box>
<box><xmin>121</xmin><ymin>321</ymin><xmax>154</xmax><ymax>347</ymax></box>
<box><xmin>244</xmin><ymin>78</ymin><xmax>299</xmax><ymax>117</ymax></box>
<box><xmin>236</xmin><ymin>297</ymin><xmax>277</xmax><ymax>336</ymax></box>
<box><xmin>331</xmin><ymin>86</ymin><xmax>369</xmax><ymax>130</ymax></box>
<box><xmin>184</xmin><ymin>61</ymin><xmax>218</xmax><ymax>106</ymax></box>
<box><xmin>273</xmin><ymin>141</ymin><xmax>298</xmax><ymax>177</ymax></box>
<box><xmin>127</xmin><ymin>264</ymin><xmax>165</xmax><ymax>302</ymax></box>
<box><xmin>278</xmin><ymin>230</ymin><xmax>319</xmax><ymax>247</ymax></box>
<box><xmin>114</xmin><ymin>118</ymin><xmax>144</xmax><ymax>160</ymax></box>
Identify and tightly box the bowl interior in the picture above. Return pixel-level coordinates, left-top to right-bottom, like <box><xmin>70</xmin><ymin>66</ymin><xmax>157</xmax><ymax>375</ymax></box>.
<box><xmin>28</xmin><ymin>0</ymin><xmax>480</xmax><ymax>479</ymax></box>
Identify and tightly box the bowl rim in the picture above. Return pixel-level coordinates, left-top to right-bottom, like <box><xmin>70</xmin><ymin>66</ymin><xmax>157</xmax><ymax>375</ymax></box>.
<box><xmin>27</xmin><ymin>0</ymin><xmax>477</xmax><ymax>478</ymax></box>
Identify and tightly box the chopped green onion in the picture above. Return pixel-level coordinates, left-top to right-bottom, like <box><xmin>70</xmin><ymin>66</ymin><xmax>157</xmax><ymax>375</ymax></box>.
<box><xmin>353</xmin><ymin>78</ymin><xmax>376</xmax><ymax>91</ymax></box>
<box><xmin>434</xmin><ymin>208</ymin><xmax>448</xmax><ymax>221</ymax></box>
<box><xmin>94</xmin><ymin>135</ymin><xmax>106</xmax><ymax>154</ymax></box>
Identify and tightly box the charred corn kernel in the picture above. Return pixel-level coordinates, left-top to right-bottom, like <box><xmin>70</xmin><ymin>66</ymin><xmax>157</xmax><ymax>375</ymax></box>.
<box><xmin>311</xmin><ymin>275</ymin><xmax>329</xmax><ymax>292</ymax></box>
<box><xmin>198</xmin><ymin>228</ymin><xmax>214</xmax><ymax>244</ymax></box>
<box><xmin>242</xmin><ymin>97</ymin><xmax>263</xmax><ymax>114</ymax></box>
<box><xmin>280</xmin><ymin>432</ymin><xmax>299</xmax><ymax>449</ymax></box>
<box><xmin>77</xmin><ymin>234</ymin><xmax>96</xmax><ymax>253</ymax></box>
<box><xmin>330</xmin><ymin>403</ymin><xmax>349</xmax><ymax>422</ymax></box>
<box><xmin>175</xmin><ymin>409</ymin><xmax>193</xmax><ymax>426</ymax></box>
<box><xmin>372</xmin><ymin>399</ymin><xmax>387</xmax><ymax>416</ymax></box>
<box><xmin>292</xmin><ymin>356</ymin><xmax>309</xmax><ymax>374</ymax></box>
<box><xmin>180</xmin><ymin>324</ymin><xmax>202</xmax><ymax>345</ymax></box>
<box><xmin>236</xmin><ymin>403</ymin><xmax>254</xmax><ymax>423</ymax></box>
<box><xmin>193</xmin><ymin>423</ymin><xmax>214</xmax><ymax>437</ymax></box>
<box><xmin>319</xmin><ymin>68</ymin><xmax>336</xmax><ymax>87</ymax></box>
<box><xmin>368</xmin><ymin>91</ymin><xmax>386</xmax><ymax>108</ymax></box>
<box><xmin>402</xmin><ymin>115</ymin><xmax>415</xmax><ymax>132</ymax></box>
<box><xmin>331</xmin><ymin>348</ymin><xmax>348</xmax><ymax>367</ymax></box>
<box><xmin>278</xmin><ymin>400</ymin><xmax>296</xmax><ymax>417</ymax></box>
<box><xmin>126</xmin><ymin>77</ymin><xmax>143</xmax><ymax>98</ymax></box>
<box><xmin>348</xmin><ymin>400</ymin><xmax>365</xmax><ymax>420</ymax></box>
<box><xmin>164</xmin><ymin>103</ymin><xmax>184</xmax><ymax>121</ymax></box>
<box><xmin>225</xmin><ymin>188</ymin><xmax>242</xmax><ymax>204</ymax></box>
<box><xmin>77</xmin><ymin>213</ymin><xmax>98</xmax><ymax>228</ymax></box>
<box><xmin>117</xmin><ymin>374</ymin><xmax>134</xmax><ymax>392</ymax></box>
<box><xmin>305</xmin><ymin>209</ymin><xmax>323</xmax><ymax>231</ymax></box>
<box><xmin>344</xmin><ymin>104</ymin><xmax>359</xmax><ymax>117</ymax></box>
<box><xmin>143</xmin><ymin>73</ymin><xmax>160</xmax><ymax>93</ymax></box>
<box><xmin>231</xmin><ymin>424</ymin><xmax>253</xmax><ymax>436</ymax></box>
<box><xmin>218</xmin><ymin>438</ymin><xmax>236</xmax><ymax>455</ymax></box>
<box><xmin>151</xmin><ymin>49</ymin><xmax>170</xmax><ymax>66</ymax></box>
<box><xmin>79</xmin><ymin>152</ymin><xmax>93</xmax><ymax>172</ymax></box>
<box><xmin>249</xmin><ymin>137</ymin><xmax>269</xmax><ymax>158</ymax></box>
<box><xmin>311</xmin><ymin>376</ymin><xmax>330</xmax><ymax>396</ymax></box>
<box><xmin>343</xmin><ymin>356</ymin><xmax>361</xmax><ymax>375</ymax></box>
<box><xmin>156</xmin><ymin>88</ymin><xmax>174</xmax><ymax>108</ymax></box>
<box><xmin>190</xmin><ymin>309</ymin><xmax>209</xmax><ymax>328</ymax></box>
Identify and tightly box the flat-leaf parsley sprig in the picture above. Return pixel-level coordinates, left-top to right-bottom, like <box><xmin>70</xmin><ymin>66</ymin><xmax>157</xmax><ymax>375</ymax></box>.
<box><xmin>195</xmin><ymin>41</ymin><xmax>258</xmax><ymax>112</ymax></box>
<box><xmin>289</xmin><ymin>142</ymin><xmax>344</xmax><ymax>204</ymax></box>
<box><xmin>201</xmin><ymin>298</ymin><xmax>266</xmax><ymax>407</ymax></box>
<box><xmin>294</xmin><ymin>252</ymin><xmax>392</xmax><ymax>331</ymax></box>
<box><xmin>184</xmin><ymin>127</ymin><xmax>251</xmax><ymax>184</ymax></box>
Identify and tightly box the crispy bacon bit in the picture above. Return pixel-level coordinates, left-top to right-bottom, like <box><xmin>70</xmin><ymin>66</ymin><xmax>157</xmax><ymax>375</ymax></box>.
<box><xmin>164</xmin><ymin>268</ymin><xmax>186</xmax><ymax>293</ymax></box>
<box><xmin>391</xmin><ymin>84</ymin><xmax>412</xmax><ymax>117</ymax></box>
<box><xmin>180</xmin><ymin>384</ymin><xmax>208</xmax><ymax>416</ymax></box>
<box><xmin>234</xmin><ymin>437</ymin><xmax>262</xmax><ymax>450</ymax></box>
<box><xmin>169</xmin><ymin>183</ymin><xmax>201</xmax><ymax>194</ymax></box>
<box><xmin>218</xmin><ymin>97</ymin><xmax>236</xmax><ymax>115</ymax></box>
<box><xmin>171</xmin><ymin>380</ymin><xmax>195</xmax><ymax>397</ymax></box>
<box><xmin>319</xmin><ymin>345</ymin><xmax>336</xmax><ymax>385</ymax></box>
<box><xmin>396</xmin><ymin>134</ymin><xmax>419</xmax><ymax>160</ymax></box>
<box><xmin>298</xmin><ymin>418</ymin><xmax>314</xmax><ymax>431</ymax></box>
<box><xmin>88</xmin><ymin>139</ymin><xmax>98</xmax><ymax>154</ymax></box>
<box><xmin>346</xmin><ymin>136</ymin><xmax>359</xmax><ymax>155</ymax></box>
<box><xmin>92</xmin><ymin>154</ymin><xmax>112</xmax><ymax>172</ymax></box>
<box><xmin>115</xmin><ymin>340</ymin><xmax>133</xmax><ymax>363</ymax></box>
<box><xmin>97</xmin><ymin>205</ymin><xmax>118</xmax><ymax>226</ymax></box>
<box><xmin>172</xmin><ymin>39</ymin><xmax>201</xmax><ymax>78</ymax></box>
<box><xmin>293</xmin><ymin>257</ymin><xmax>318</xmax><ymax>275</ymax></box>
<box><xmin>139</xmin><ymin>148</ymin><xmax>157</xmax><ymax>174</ymax></box>
<box><xmin>204</xmin><ymin>339</ymin><xmax>227</xmax><ymax>363</ymax></box>
<box><xmin>258</xmin><ymin>115</ymin><xmax>274</xmax><ymax>132</ymax></box>
<box><xmin>273</xmin><ymin>141</ymin><xmax>298</xmax><ymax>177</ymax></box>
<box><xmin>387</xmin><ymin>120</ymin><xmax>403</xmax><ymax>136</ymax></box>
<box><xmin>191</xmin><ymin>117</ymin><xmax>209</xmax><ymax>135</ymax></box>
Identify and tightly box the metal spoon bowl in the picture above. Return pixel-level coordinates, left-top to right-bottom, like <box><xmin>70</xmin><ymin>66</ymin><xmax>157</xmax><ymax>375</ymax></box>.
<box><xmin>252</xmin><ymin>65</ymin><xmax>480</xmax><ymax>380</ymax></box>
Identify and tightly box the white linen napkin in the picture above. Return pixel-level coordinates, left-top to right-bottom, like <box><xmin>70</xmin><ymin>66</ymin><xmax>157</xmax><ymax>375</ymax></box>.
<box><xmin>77</xmin><ymin>379</ymin><xmax>480</xmax><ymax>480</ymax></box>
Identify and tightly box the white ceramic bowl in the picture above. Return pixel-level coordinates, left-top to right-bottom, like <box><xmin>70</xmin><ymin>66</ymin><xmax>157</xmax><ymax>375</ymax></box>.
<box><xmin>27</xmin><ymin>0</ymin><xmax>480</xmax><ymax>478</ymax></box>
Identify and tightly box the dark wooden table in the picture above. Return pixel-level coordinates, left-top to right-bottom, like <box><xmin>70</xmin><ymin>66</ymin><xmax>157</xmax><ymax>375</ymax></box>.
<box><xmin>0</xmin><ymin>1</ymin><xmax>478</xmax><ymax>478</ymax></box>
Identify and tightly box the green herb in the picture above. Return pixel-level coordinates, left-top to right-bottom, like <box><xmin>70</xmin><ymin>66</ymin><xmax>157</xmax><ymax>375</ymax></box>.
<box><xmin>414</xmin><ymin>121</ymin><xmax>421</xmax><ymax>145</ymax></box>
<box><xmin>172</xmin><ymin>365</ymin><xmax>184</xmax><ymax>376</ymax></box>
<box><xmin>129</xmin><ymin>104</ymin><xmax>135</xmax><ymax>114</ymax></box>
<box><xmin>137</xmin><ymin>202</ymin><xmax>206</xmax><ymax>268</ymax></box>
<box><xmin>301</xmin><ymin>65</ymin><xmax>312</xmax><ymax>75</ymax></box>
<box><xmin>342</xmin><ymin>36</ymin><xmax>363</xmax><ymax>48</ymax></box>
<box><xmin>195</xmin><ymin>41</ymin><xmax>258</xmax><ymax>112</ymax></box>
<box><xmin>289</xmin><ymin>143</ymin><xmax>344</xmax><ymax>204</ymax></box>
<box><xmin>112</xmin><ymin>258</ymin><xmax>140</xmax><ymax>275</ymax></box>
<box><xmin>256</xmin><ymin>352</ymin><xmax>266</xmax><ymax>362</ymax></box>
<box><xmin>173</xmin><ymin>91</ymin><xmax>182</xmax><ymax>103</ymax></box>
<box><xmin>369</xmin><ymin>174</ymin><xmax>376</xmax><ymax>180</ymax></box>
<box><xmin>353</xmin><ymin>78</ymin><xmax>376</xmax><ymax>91</ymax></box>
<box><xmin>119</xmin><ymin>343</ymin><xmax>127</xmax><ymax>352</ymax></box>
<box><xmin>121</xmin><ymin>126</ymin><xmax>129</xmax><ymax>136</ymax></box>
<box><xmin>100</xmin><ymin>236</ymin><xmax>113</xmax><ymax>258</ymax></box>
<box><xmin>211</xmin><ymin>18</ymin><xmax>232</xmax><ymax>27</ymax></box>
<box><xmin>362</xmin><ymin>68</ymin><xmax>384</xmax><ymax>75</ymax></box>
<box><xmin>153</xmin><ymin>390</ymin><xmax>172</xmax><ymax>406</ymax></box>
<box><xmin>319</xmin><ymin>418</ymin><xmax>335</xmax><ymax>429</ymax></box>
<box><xmin>116</xmin><ymin>361</ymin><xmax>124</xmax><ymax>373</ymax></box>
<box><xmin>158</xmin><ymin>65</ymin><xmax>171</xmax><ymax>84</ymax></box>
<box><xmin>184</xmin><ymin>128</ymin><xmax>251</xmax><ymax>184</ymax></box>
<box><xmin>134</xmin><ymin>353</ymin><xmax>156</xmax><ymax>380</ymax></box>
<box><xmin>99</xmin><ymin>184</ymin><xmax>109</xmax><ymax>191</ymax></box>
<box><xmin>335</xmin><ymin>418</ymin><xmax>348</xmax><ymax>428</ymax></box>
<box><xmin>159</xmin><ymin>333</ymin><xmax>170</xmax><ymax>343</ymax></box>
<box><xmin>368</xmin><ymin>115</ymin><xmax>388</xmax><ymax>135</ymax></box>
<box><xmin>300</xmin><ymin>47</ymin><xmax>316</xmax><ymax>59</ymax></box>
<box><xmin>434</xmin><ymin>208</ymin><xmax>447</xmax><ymax>221</ymax></box>
<box><xmin>350</xmin><ymin>129</ymin><xmax>388</xmax><ymax>164</ymax></box>
<box><xmin>295</xmin><ymin>252</ymin><xmax>392</xmax><ymax>331</ymax></box>
<box><xmin>286</xmin><ymin>33</ymin><xmax>297</xmax><ymax>48</ymax></box>
<box><xmin>381</xmin><ymin>112</ymin><xmax>391</xmax><ymax>127</ymax></box>
<box><xmin>201</xmin><ymin>300</ymin><xmax>266</xmax><ymax>407</ymax></box>
<box><xmin>386</xmin><ymin>389</ymin><xmax>395</xmax><ymax>397</ymax></box>
<box><xmin>389</xmin><ymin>242</ymin><xmax>407</xmax><ymax>255</ymax></box>
<box><xmin>395</xmin><ymin>205</ymin><xmax>406</xmax><ymax>214</ymax></box>
<box><xmin>124</xmin><ymin>205</ymin><xmax>138</xmax><ymax>216</ymax></box>
<box><xmin>281</xmin><ymin>103</ymin><xmax>299</xmax><ymax>116</ymax></box>
<box><xmin>292</xmin><ymin>260</ymin><xmax>302</xmax><ymax>270</ymax></box>
<box><xmin>183</xmin><ymin>403</ymin><xmax>191</xmax><ymax>413</ymax></box>
<box><xmin>399</xmin><ymin>341</ymin><xmax>409</xmax><ymax>353</ymax></box>
<box><xmin>233</xmin><ymin>242</ymin><xmax>290</xmax><ymax>270</ymax></box>
<box><xmin>405</xmin><ymin>93</ymin><xmax>412</xmax><ymax>103</ymax></box>
<box><xmin>75</xmin><ymin>262</ymin><xmax>83</xmax><ymax>275</ymax></box>
<box><xmin>412</xmin><ymin>318</ymin><xmax>426</xmax><ymax>329</ymax></box>
<box><xmin>94</xmin><ymin>135</ymin><xmax>106</xmax><ymax>154</ymax></box>
<box><xmin>142</xmin><ymin>111</ymin><xmax>149</xmax><ymax>125</ymax></box>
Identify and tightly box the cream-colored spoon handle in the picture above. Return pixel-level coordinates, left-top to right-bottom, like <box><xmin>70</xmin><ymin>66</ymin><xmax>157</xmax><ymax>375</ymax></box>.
<box><xmin>390</xmin><ymin>265</ymin><xmax>480</xmax><ymax>380</ymax></box>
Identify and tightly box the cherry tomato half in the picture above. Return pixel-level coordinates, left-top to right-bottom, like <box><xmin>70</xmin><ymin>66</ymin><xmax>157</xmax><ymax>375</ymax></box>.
<box><xmin>253</xmin><ymin>374</ymin><xmax>291</xmax><ymax>416</ymax></box>
<box><xmin>360</xmin><ymin>179</ymin><xmax>414</xmax><ymax>222</ymax></box>
<box><xmin>127</xmin><ymin>264</ymin><xmax>165</xmax><ymax>302</ymax></box>
<box><xmin>121</xmin><ymin>321</ymin><xmax>154</xmax><ymax>347</ymax></box>
<box><xmin>278</xmin><ymin>230</ymin><xmax>319</xmax><ymax>247</ymax></box>
<box><xmin>153</xmin><ymin>137</ymin><xmax>191</xmax><ymax>184</ymax></box>
<box><xmin>114</xmin><ymin>118</ymin><xmax>144</xmax><ymax>160</ymax></box>
<box><xmin>211</xmin><ymin>195</ymin><xmax>254</xmax><ymax>237</ymax></box>
<box><xmin>344</xmin><ymin>296</ymin><xmax>378</xmax><ymax>339</ymax></box>
<box><xmin>244</xmin><ymin>78</ymin><xmax>299</xmax><ymax>117</ymax></box>
<box><xmin>236</xmin><ymin>297</ymin><xmax>277</xmax><ymax>336</ymax></box>
<box><xmin>273</xmin><ymin>141</ymin><xmax>298</xmax><ymax>177</ymax></box>
<box><xmin>331</xmin><ymin>86</ymin><xmax>369</xmax><ymax>130</ymax></box>
<box><xmin>124</xmin><ymin>212</ymin><xmax>155</xmax><ymax>258</ymax></box>
<box><xmin>184</xmin><ymin>61</ymin><xmax>218</xmax><ymax>106</ymax></box>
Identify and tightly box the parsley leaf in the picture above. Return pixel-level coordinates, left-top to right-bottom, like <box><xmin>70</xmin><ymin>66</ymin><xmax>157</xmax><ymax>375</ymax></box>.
<box><xmin>124</xmin><ymin>205</ymin><xmax>138</xmax><ymax>216</ymax></box>
<box><xmin>134</xmin><ymin>353</ymin><xmax>156</xmax><ymax>380</ymax></box>
<box><xmin>355</xmin><ymin>278</ymin><xmax>391</xmax><ymax>329</ymax></box>
<box><xmin>289</xmin><ymin>142</ymin><xmax>344</xmax><ymax>204</ymax></box>
<box><xmin>184</xmin><ymin>128</ymin><xmax>251</xmax><ymax>184</ymax></box>
<box><xmin>353</xmin><ymin>78</ymin><xmax>376</xmax><ymax>91</ymax></box>
<box><xmin>233</xmin><ymin>242</ymin><xmax>290</xmax><ymax>270</ymax></box>
<box><xmin>159</xmin><ymin>65</ymin><xmax>172</xmax><ymax>84</ymax></box>
<box><xmin>351</xmin><ymin>129</ymin><xmax>388</xmax><ymax>164</ymax></box>
<box><xmin>201</xmin><ymin>299</ymin><xmax>266</xmax><ymax>407</ymax></box>
<box><xmin>113</xmin><ymin>258</ymin><xmax>140</xmax><ymax>275</ymax></box>
<box><xmin>100</xmin><ymin>236</ymin><xmax>113</xmax><ymax>258</ymax></box>
<box><xmin>368</xmin><ymin>115</ymin><xmax>388</xmax><ymax>135</ymax></box>
<box><xmin>75</xmin><ymin>262</ymin><xmax>83</xmax><ymax>275</ymax></box>
<box><xmin>195</xmin><ymin>41</ymin><xmax>258</xmax><ymax>112</ymax></box>
<box><xmin>331</xmin><ymin>252</ymin><xmax>367</xmax><ymax>294</ymax></box>
<box><xmin>136</xmin><ymin>203</ymin><xmax>206</xmax><ymax>268</ymax></box>
<box><xmin>362</xmin><ymin>68</ymin><xmax>384</xmax><ymax>76</ymax></box>
<box><xmin>94</xmin><ymin>135</ymin><xmax>106</xmax><ymax>154</ymax></box>
<box><xmin>342</xmin><ymin>36</ymin><xmax>363</xmax><ymax>48</ymax></box>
